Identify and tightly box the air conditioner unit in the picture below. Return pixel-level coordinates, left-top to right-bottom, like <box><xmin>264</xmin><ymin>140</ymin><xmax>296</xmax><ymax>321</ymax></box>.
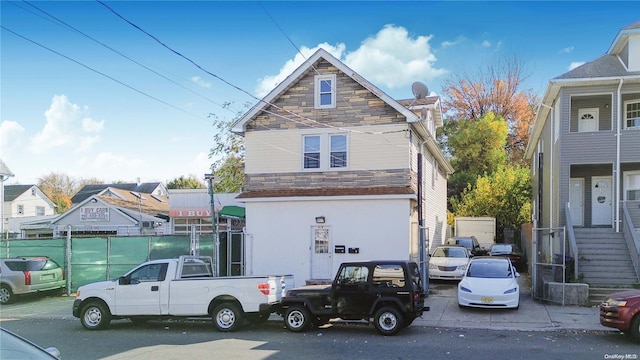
<box><xmin>141</xmin><ymin>221</ymin><xmax>154</xmax><ymax>228</ymax></box>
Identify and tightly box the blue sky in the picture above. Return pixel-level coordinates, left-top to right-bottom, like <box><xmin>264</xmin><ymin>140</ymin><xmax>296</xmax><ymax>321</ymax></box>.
<box><xmin>1</xmin><ymin>1</ymin><xmax>638</xmax><ymax>186</ymax></box>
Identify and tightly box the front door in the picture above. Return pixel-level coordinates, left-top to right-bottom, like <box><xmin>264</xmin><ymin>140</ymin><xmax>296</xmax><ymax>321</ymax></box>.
<box><xmin>311</xmin><ymin>226</ymin><xmax>332</xmax><ymax>279</ymax></box>
<box><xmin>569</xmin><ymin>179</ymin><xmax>584</xmax><ymax>226</ymax></box>
<box><xmin>592</xmin><ymin>176</ymin><xmax>612</xmax><ymax>226</ymax></box>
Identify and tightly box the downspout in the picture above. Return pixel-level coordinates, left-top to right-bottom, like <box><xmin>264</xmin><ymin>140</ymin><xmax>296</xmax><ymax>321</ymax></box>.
<box><xmin>615</xmin><ymin>79</ymin><xmax>623</xmax><ymax>232</ymax></box>
<box><xmin>540</xmin><ymin>103</ymin><xmax>554</xmax><ymax>228</ymax></box>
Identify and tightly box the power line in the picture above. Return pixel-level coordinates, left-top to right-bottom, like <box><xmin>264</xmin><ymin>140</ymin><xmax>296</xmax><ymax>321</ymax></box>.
<box><xmin>1</xmin><ymin>25</ymin><xmax>209</xmax><ymax>122</ymax></box>
<box><xmin>20</xmin><ymin>0</ymin><xmax>237</xmax><ymax>117</ymax></box>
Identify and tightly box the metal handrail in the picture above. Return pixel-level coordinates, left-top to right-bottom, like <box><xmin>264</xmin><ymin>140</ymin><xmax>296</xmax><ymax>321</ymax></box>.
<box><xmin>564</xmin><ymin>203</ymin><xmax>580</xmax><ymax>279</ymax></box>
<box><xmin>621</xmin><ymin>201</ymin><xmax>640</xmax><ymax>280</ymax></box>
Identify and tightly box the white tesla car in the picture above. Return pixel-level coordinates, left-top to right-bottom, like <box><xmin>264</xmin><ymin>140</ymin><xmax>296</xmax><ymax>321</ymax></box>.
<box><xmin>457</xmin><ymin>256</ymin><xmax>520</xmax><ymax>309</ymax></box>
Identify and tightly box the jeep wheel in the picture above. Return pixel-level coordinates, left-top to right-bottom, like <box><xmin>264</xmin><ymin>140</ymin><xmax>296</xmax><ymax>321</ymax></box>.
<box><xmin>630</xmin><ymin>314</ymin><xmax>640</xmax><ymax>344</ymax></box>
<box><xmin>81</xmin><ymin>301</ymin><xmax>112</xmax><ymax>330</ymax></box>
<box><xmin>212</xmin><ymin>302</ymin><xmax>244</xmax><ymax>332</ymax></box>
<box><xmin>0</xmin><ymin>285</ymin><xmax>14</xmax><ymax>304</ymax></box>
<box><xmin>374</xmin><ymin>306</ymin><xmax>404</xmax><ymax>336</ymax></box>
<box><xmin>284</xmin><ymin>305</ymin><xmax>311</xmax><ymax>332</ymax></box>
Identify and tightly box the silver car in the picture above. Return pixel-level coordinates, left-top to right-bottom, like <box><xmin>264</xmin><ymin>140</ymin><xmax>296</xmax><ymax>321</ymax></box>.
<box><xmin>0</xmin><ymin>257</ymin><xmax>66</xmax><ymax>304</ymax></box>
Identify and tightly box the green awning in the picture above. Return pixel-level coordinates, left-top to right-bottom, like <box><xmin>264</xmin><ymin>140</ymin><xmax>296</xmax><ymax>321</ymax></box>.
<box><xmin>218</xmin><ymin>205</ymin><xmax>245</xmax><ymax>219</ymax></box>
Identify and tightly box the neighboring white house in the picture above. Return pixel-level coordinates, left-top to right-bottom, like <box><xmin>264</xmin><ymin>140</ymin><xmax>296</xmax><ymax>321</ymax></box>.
<box><xmin>2</xmin><ymin>184</ymin><xmax>56</xmax><ymax>238</ymax></box>
<box><xmin>231</xmin><ymin>48</ymin><xmax>453</xmax><ymax>286</ymax></box>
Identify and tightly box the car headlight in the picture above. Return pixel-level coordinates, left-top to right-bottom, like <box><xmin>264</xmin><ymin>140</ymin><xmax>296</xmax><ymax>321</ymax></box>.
<box><xmin>429</xmin><ymin>263</ymin><xmax>437</xmax><ymax>269</ymax></box>
<box><xmin>459</xmin><ymin>286</ymin><xmax>472</xmax><ymax>293</ymax></box>
<box><xmin>503</xmin><ymin>288</ymin><xmax>518</xmax><ymax>294</ymax></box>
<box><xmin>457</xmin><ymin>264</ymin><xmax>467</xmax><ymax>271</ymax></box>
<box><xmin>606</xmin><ymin>299</ymin><xmax>627</xmax><ymax>306</ymax></box>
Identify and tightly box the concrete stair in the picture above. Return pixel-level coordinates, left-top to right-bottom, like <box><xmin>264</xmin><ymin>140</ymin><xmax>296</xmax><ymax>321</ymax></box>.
<box><xmin>574</xmin><ymin>228</ymin><xmax>640</xmax><ymax>305</ymax></box>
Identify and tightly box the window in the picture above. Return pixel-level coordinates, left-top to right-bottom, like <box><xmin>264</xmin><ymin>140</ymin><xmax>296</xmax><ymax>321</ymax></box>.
<box><xmin>624</xmin><ymin>171</ymin><xmax>640</xmax><ymax>200</ymax></box>
<box><xmin>624</xmin><ymin>99</ymin><xmax>640</xmax><ymax>129</ymax></box>
<box><xmin>31</xmin><ymin>188</ymin><xmax>36</xmax><ymax>196</ymax></box>
<box><xmin>314</xmin><ymin>74</ymin><xmax>336</xmax><ymax>109</ymax></box>
<box><xmin>338</xmin><ymin>265</ymin><xmax>369</xmax><ymax>285</ymax></box>
<box><xmin>17</xmin><ymin>205</ymin><xmax>24</xmax><ymax>215</ymax></box>
<box><xmin>36</xmin><ymin>206</ymin><xmax>45</xmax><ymax>216</ymax></box>
<box><xmin>303</xmin><ymin>133</ymin><xmax>348</xmax><ymax>170</ymax></box>
<box><xmin>330</xmin><ymin>134</ymin><xmax>347</xmax><ymax>168</ymax></box>
<box><xmin>372</xmin><ymin>264</ymin><xmax>406</xmax><ymax>288</ymax></box>
<box><xmin>303</xmin><ymin>135</ymin><xmax>321</xmax><ymax>169</ymax></box>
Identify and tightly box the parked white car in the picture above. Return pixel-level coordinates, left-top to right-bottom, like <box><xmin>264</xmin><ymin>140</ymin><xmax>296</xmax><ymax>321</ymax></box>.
<box><xmin>428</xmin><ymin>245</ymin><xmax>471</xmax><ymax>280</ymax></box>
<box><xmin>457</xmin><ymin>256</ymin><xmax>520</xmax><ymax>309</ymax></box>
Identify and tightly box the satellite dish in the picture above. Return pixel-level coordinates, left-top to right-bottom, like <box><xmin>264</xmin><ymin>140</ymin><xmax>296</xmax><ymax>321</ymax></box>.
<box><xmin>412</xmin><ymin>81</ymin><xmax>429</xmax><ymax>100</ymax></box>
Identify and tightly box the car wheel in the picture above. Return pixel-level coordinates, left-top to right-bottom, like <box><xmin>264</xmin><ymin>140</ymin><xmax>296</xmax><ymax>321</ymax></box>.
<box><xmin>80</xmin><ymin>301</ymin><xmax>111</xmax><ymax>330</ymax></box>
<box><xmin>0</xmin><ymin>285</ymin><xmax>14</xmax><ymax>304</ymax></box>
<box><xmin>374</xmin><ymin>306</ymin><xmax>404</xmax><ymax>336</ymax></box>
<box><xmin>630</xmin><ymin>314</ymin><xmax>640</xmax><ymax>344</ymax></box>
<box><xmin>284</xmin><ymin>305</ymin><xmax>311</xmax><ymax>332</ymax></box>
<box><xmin>212</xmin><ymin>302</ymin><xmax>244</xmax><ymax>332</ymax></box>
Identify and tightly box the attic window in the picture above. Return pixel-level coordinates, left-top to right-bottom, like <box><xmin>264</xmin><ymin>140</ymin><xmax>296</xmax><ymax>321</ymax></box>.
<box><xmin>314</xmin><ymin>74</ymin><xmax>336</xmax><ymax>109</ymax></box>
<box><xmin>31</xmin><ymin>188</ymin><xmax>36</xmax><ymax>196</ymax></box>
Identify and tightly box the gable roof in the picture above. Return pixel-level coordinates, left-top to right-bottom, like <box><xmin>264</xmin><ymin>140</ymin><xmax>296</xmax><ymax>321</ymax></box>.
<box><xmin>71</xmin><ymin>182</ymin><xmax>165</xmax><ymax>204</ymax></box>
<box><xmin>231</xmin><ymin>48</ymin><xmax>420</xmax><ymax>133</ymax></box>
<box><xmin>3</xmin><ymin>185</ymin><xmax>34</xmax><ymax>202</ymax></box>
<box><xmin>0</xmin><ymin>159</ymin><xmax>14</xmax><ymax>178</ymax></box>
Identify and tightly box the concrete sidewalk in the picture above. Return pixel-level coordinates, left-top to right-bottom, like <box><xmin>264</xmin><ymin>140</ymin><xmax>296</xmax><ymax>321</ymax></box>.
<box><xmin>415</xmin><ymin>281</ymin><xmax>608</xmax><ymax>332</ymax></box>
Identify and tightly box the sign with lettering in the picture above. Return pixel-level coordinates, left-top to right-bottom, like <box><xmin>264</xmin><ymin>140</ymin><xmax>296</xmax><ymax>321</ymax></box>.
<box><xmin>169</xmin><ymin>208</ymin><xmax>214</xmax><ymax>218</ymax></box>
<box><xmin>80</xmin><ymin>207</ymin><xmax>110</xmax><ymax>221</ymax></box>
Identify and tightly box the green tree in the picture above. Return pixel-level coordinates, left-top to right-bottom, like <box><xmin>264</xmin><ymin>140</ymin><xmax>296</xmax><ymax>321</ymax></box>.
<box><xmin>445</xmin><ymin>112</ymin><xmax>508</xmax><ymax>203</ymax></box>
<box><xmin>451</xmin><ymin>165</ymin><xmax>531</xmax><ymax>242</ymax></box>
<box><xmin>167</xmin><ymin>175</ymin><xmax>206</xmax><ymax>189</ymax></box>
<box><xmin>208</xmin><ymin>102</ymin><xmax>250</xmax><ymax>193</ymax></box>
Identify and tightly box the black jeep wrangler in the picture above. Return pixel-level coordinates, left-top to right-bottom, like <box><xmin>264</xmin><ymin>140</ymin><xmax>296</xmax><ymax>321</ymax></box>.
<box><xmin>279</xmin><ymin>260</ymin><xmax>428</xmax><ymax>336</ymax></box>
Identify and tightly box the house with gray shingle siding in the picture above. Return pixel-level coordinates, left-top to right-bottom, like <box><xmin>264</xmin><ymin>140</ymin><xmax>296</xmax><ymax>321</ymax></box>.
<box><xmin>525</xmin><ymin>21</ymin><xmax>640</xmax><ymax>292</ymax></box>
<box><xmin>231</xmin><ymin>48</ymin><xmax>452</xmax><ymax>286</ymax></box>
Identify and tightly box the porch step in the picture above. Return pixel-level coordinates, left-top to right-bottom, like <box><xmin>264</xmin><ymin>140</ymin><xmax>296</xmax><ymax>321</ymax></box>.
<box><xmin>573</xmin><ymin>228</ymin><xmax>639</xmax><ymax>305</ymax></box>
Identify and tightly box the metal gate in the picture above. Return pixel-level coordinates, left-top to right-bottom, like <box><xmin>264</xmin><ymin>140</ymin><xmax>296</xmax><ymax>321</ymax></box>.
<box><xmin>531</xmin><ymin>226</ymin><xmax>575</xmax><ymax>304</ymax></box>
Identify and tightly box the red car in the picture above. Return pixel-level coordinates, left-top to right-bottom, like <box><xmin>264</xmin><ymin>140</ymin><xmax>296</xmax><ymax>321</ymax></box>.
<box><xmin>599</xmin><ymin>289</ymin><xmax>640</xmax><ymax>343</ymax></box>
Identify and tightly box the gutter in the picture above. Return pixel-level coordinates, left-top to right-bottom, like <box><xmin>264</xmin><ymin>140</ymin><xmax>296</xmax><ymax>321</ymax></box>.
<box><xmin>615</xmin><ymin>79</ymin><xmax>623</xmax><ymax>232</ymax></box>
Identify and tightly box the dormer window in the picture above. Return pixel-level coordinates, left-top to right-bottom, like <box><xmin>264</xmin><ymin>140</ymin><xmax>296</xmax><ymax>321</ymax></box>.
<box><xmin>314</xmin><ymin>74</ymin><xmax>336</xmax><ymax>109</ymax></box>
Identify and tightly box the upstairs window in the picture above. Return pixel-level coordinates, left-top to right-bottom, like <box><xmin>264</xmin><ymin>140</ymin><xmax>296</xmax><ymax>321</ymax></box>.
<box><xmin>314</xmin><ymin>74</ymin><xmax>336</xmax><ymax>109</ymax></box>
<box><xmin>303</xmin><ymin>135</ymin><xmax>321</xmax><ymax>169</ymax></box>
<box><xmin>330</xmin><ymin>134</ymin><xmax>347</xmax><ymax>168</ymax></box>
<box><xmin>36</xmin><ymin>206</ymin><xmax>45</xmax><ymax>216</ymax></box>
<box><xmin>625</xmin><ymin>171</ymin><xmax>640</xmax><ymax>200</ymax></box>
<box><xmin>17</xmin><ymin>204</ymin><xmax>24</xmax><ymax>215</ymax></box>
<box><xmin>31</xmin><ymin>188</ymin><xmax>36</xmax><ymax>196</ymax></box>
<box><xmin>303</xmin><ymin>133</ymin><xmax>348</xmax><ymax>170</ymax></box>
<box><xmin>624</xmin><ymin>99</ymin><xmax>640</xmax><ymax>129</ymax></box>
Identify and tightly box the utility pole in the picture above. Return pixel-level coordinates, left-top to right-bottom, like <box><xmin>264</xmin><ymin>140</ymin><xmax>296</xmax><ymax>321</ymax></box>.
<box><xmin>204</xmin><ymin>173</ymin><xmax>218</xmax><ymax>276</ymax></box>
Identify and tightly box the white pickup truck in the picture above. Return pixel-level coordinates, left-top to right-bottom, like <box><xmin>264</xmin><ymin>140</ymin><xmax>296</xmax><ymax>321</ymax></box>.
<box><xmin>72</xmin><ymin>256</ymin><xmax>294</xmax><ymax>332</ymax></box>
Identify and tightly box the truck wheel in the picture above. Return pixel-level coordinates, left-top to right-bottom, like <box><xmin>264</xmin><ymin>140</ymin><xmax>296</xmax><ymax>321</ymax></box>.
<box><xmin>284</xmin><ymin>305</ymin><xmax>311</xmax><ymax>332</ymax></box>
<box><xmin>212</xmin><ymin>303</ymin><xmax>244</xmax><ymax>332</ymax></box>
<box><xmin>0</xmin><ymin>285</ymin><xmax>14</xmax><ymax>304</ymax></box>
<box><xmin>630</xmin><ymin>314</ymin><xmax>640</xmax><ymax>344</ymax></box>
<box><xmin>374</xmin><ymin>306</ymin><xmax>404</xmax><ymax>336</ymax></box>
<box><xmin>81</xmin><ymin>301</ymin><xmax>111</xmax><ymax>330</ymax></box>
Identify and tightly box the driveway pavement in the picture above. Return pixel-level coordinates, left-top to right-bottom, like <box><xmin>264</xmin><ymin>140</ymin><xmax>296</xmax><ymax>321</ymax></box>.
<box><xmin>416</xmin><ymin>279</ymin><xmax>608</xmax><ymax>332</ymax></box>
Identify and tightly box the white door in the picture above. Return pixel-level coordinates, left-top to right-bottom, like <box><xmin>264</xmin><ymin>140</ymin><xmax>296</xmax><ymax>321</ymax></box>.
<box><xmin>114</xmin><ymin>263</ymin><xmax>164</xmax><ymax>315</ymax></box>
<box><xmin>578</xmin><ymin>108</ymin><xmax>598</xmax><ymax>132</ymax></box>
<box><xmin>592</xmin><ymin>176</ymin><xmax>612</xmax><ymax>226</ymax></box>
<box><xmin>569</xmin><ymin>179</ymin><xmax>584</xmax><ymax>226</ymax></box>
<box><xmin>311</xmin><ymin>226</ymin><xmax>332</xmax><ymax>279</ymax></box>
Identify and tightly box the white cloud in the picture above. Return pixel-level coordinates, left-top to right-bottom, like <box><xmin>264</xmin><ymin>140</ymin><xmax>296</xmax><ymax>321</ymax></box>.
<box><xmin>569</xmin><ymin>61</ymin><xmax>585</xmax><ymax>70</ymax></box>
<box><xmin>560</xmin><ymin>46</ymin><xmax>574</xmax><ymax>54</ymax></box>
<box><xmin>255</xmin><ymin>25</ymin><xmax>448</xmax><ymax>96</ymax></box>
<box><xmin>481</xmin><ymin>40</ymin><xmax>492</xmax><ymax>48</ymax></box>
<box><xmin>255</xmin><ymin>43</ymin><xmax>346</xmax><ymax>97</ymax></box>
<box><xmin>0</xmin><ymin>120</ymin><xmax>25</xmax><ymax>157</ymax></box>
<box><xmin>29</xmin><ymin>95</ymin><xmax>103</xmax><ymax>154</ymax></box>
<box><xmin>344</xmin><ymin>25</ymin><xmax>446</xmax><ymax>89</ymax></box>
<box><xmin>191</xmin><ymin>76</ymin><xmax>212</xmax><ymax>88</ymax></box>
<box><xmin>190</xmin><ymin>151</ymin><xmax>213</xmax><ymax>174</ymax></box>
<box><xmin>441</xmin><ymin>36</ymin><xmax>465</xmax><ymax>48</ymax></box>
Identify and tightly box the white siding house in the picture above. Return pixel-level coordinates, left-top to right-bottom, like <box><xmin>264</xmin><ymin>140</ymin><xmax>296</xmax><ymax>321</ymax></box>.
<box><xmin>232</xmin><ymin>48</ymin><xmax>452</xmax><ymax>286</ymax></box>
